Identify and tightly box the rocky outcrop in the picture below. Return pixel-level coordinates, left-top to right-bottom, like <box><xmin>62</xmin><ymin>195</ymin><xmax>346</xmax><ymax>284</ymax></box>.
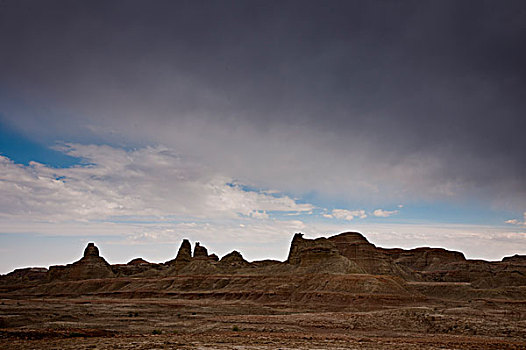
<box><xmin>288</xmin><ymin>232</ymin><xmax>411</xmax><ymax>277</ymax></box>
<box><xmin>286</xmin><ymin>233</ymin><xmax>364</xmax><ymax>274</ymax></box>
<box><xmin>0</xmin><ymin>267</ymin><xmax>48</xmax><ymax>285</ymax></box>
<box><xmin>383</xmin><ymin>247</ymin><xmax>466</xmax><ymax>271</ymax></box>
<box><xmin>327</xmin><ymin>232</ymin><xmax>411</xmax><ymax>277</ymax></box>
<box><xmin>194</xmin><ymin>242</ymin><xmax>208</xmax><ymax>258</ymax></box>
<box><xmin>48</xmin><ymin>243</ymin><xmax>114</xmax><ymax>281</ymax></box>
<box><xmin>84</xmin><ymin>242</ymin><xmax>100</xmax><ymax>257</ymax></box>
<box><xmin>218</xmin><ymin>251</ymin><xmax>250</xmax><ymax>270</ymax></box>
<box><xmin>176</xmin><ymin>239</ymin><xmax>192</xmax><ymax>262</ymax></box>
<box><xmin>166</xmin><ymin>239</ymin><xmax>192</xmax><ymax>266</ymax></box>
<box><xmin>208</xmin><ymin>253</ymin><xmax>219</xmax><ymax>262</ymax></box>
<box><xmin>127</xmin><ymin>258</ymin><xmax>151</xmax><ymax>265</ymax></box>
<box><xmin>110</xmin><ymin>258</ymin><xmax>163</xmax><ymax>277</ymax></box>
<box><xmin>3</xmin><ymin>231</ymin><xmax>526</xmax><ymax>293</ymax></box>
<box><xmin>502</xmin><ymin>254</ymin><xmax>526</xmax><ymax>264</ymax></box>
<box><xmin>164</xmin><ymin>240</ymin><xmax>224</xmax><ymax>274</ymax></box>
<box><xmin>287</xmin><ymin>233</ymin><xmax>332</xmax><ymax>264</ymax></box>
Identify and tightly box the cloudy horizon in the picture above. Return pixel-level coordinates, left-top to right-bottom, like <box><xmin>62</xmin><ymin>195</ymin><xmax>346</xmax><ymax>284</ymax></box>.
<box><xmin>1</xmin><ymin>0</ymin><xmax>525</xmax><ymax>273</ymax></box>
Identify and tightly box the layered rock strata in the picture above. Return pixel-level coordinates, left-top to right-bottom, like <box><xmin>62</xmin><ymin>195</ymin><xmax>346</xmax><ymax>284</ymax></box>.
<box><xmin>2</xmin><ymin>232</ymin><xmax>525</xmax><ymax>295</ymax></box>
<box><xmin>47</xmin><ymin>243</ymin><xmax>114</xmax><ymax>281</ymax></box>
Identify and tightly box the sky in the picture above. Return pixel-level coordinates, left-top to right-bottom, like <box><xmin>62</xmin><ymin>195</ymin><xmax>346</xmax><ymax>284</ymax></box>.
<box><xmin>0</xmin><ymin>0</ymin><xmax>525</xmax><ymax>274</ymax></box>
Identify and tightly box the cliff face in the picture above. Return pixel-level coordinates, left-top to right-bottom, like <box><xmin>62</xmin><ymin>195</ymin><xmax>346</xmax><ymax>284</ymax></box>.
<box><xmin>173</xmin><ymin>239</ymin><xmax>192</xmax><ymax>264</ymax></box>
<box><xmin>286</xmin><ymin>233</ymin><xmax>364</xmax><ymax>274</ymax></box>
<box><xmin>288</xmin><ymin>232</ymin><xmax>413</xmax><ymax>277</ymax></box>
<box><xmin>193</xmin><ymin>242</ymin><xmax>209</xmax><ymax>259</ymax></box>
<box><xmin>2</xmin><ymin>232</ymin><xmax>526</xmax><ymax>293</ymax></box>
<box><xmin>328</xmin><ymin>232</ymin><xmax>411</xmax><ymax>277</ymax></box>
<box><xmin>382</xmin><ymin>247</ymin><xmax>466</xmax><ymax>271</ymax></box>
<box><xmin>285</xmin><ymin>232</ymin><xmax>526</xmax><ymax>287</ymax></box>
<box><xmin>0</xmin><ymin>267</ymin><xmax>48</xmax><ymax>285</ymax></box>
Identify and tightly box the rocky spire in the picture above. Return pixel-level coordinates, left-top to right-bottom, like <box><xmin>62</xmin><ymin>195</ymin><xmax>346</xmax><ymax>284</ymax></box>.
<box><xmin>175</xmin><ymin>239</ymin><xmax>192</xmax><ymax>263</ymax></box>
<box><xmin>286</xmin><ymin>233</ymin><xmax>306</xmax><ymax>264</ymax></box>
<box><xmin>193</xmin><ymin>242</ymin><xmax>209</xmax><ymax>259</ymax></box>
<box><xmin>47</xmin><ymin>242</ymin><xmax>114</xmax><ymax>281</ymax></box>
<box><xmin>83</xmin><ymin>242</ymin><xmax>100</xmax><ymax>257</ymax></box>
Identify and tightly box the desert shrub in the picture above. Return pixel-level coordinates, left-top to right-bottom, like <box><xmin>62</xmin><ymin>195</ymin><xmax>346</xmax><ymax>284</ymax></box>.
<box><xmin>232</xmin><ymin>325</ymin><xmax>240</xmax><ymax>331</ymax></box>
<box><xmin>152</xmin><ymin>329</ymin><xmax>162</xmax><ymax>335</ymax></box>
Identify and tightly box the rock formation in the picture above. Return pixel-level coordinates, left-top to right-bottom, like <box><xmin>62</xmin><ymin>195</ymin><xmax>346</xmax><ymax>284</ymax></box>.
<box><xmin>176</xmin><ymin>239</ymin><xmax>192</xmax><ymax>262</ymax></box>
<box><xmin>127</xmin><ymin>258</ymin><xmax>151</xmax><ymax>265</ymax></box>
<box><xmin>2</xmin><ymin>231</ymin><xmax>526</xmax><ymax>298</ymax></box>
<box><xmin>84</xmin><ymin>242</ymin><xmax>100</xmax><ymax>257</ymax></box>
<box><xmin>193</xmin><ymin>242</ymin><xmax>209</xmax><ymax>259</ymax></box>
<box><xmin>286</xmin><ymin>233</ymin><xmax>364</xmax><ymax>274</ymax></box>
<box><xmin>166</xmin><ymin>239</ymin><xmax>192</xmax><ymax>265</ymax></box>
<box><xmin>288</xmin><ymin>232</ymin><xmax>408</xmax><ymax>277</ymax></box>
<box><xmin>208</xmin><ymin>253</ymin><xmax>219</xmax><ymax>262</ymax></box>
<box><xmin>0</xmin><ymin>267</ymin><xmax>48</xmax><ymax>285</ymax></box>
<box><xmin>110</xmin><ymin>257</ymin><xmax>161</xmax><ymax>277</ymax></box>
<box><xmin>218</xmin><ymin>250</ymin><xmax>250</xmax><ymax>269</ymax></box>
<box><xmin>502</xmin><ymin>254</ymin><xmax>526</xmax><ymax>264</ymax></box>
<box><xmin>48</xmin><ymin>242</ymin><xmax>114</xmax><ymax>281</ymax></box>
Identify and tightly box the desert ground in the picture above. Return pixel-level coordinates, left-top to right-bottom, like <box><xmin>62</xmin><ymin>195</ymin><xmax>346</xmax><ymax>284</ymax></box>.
<box><xmin>2</xmin><ymin>232</ymin><xmax>525</xmax><ymax>349</ymax></box>
<box><xmin>2</xmin><ymin>286</ymin><xmax>525</xmax><ymax>349</ymax></box>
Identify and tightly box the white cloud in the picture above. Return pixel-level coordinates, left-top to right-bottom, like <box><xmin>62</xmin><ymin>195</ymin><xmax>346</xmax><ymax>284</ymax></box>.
<box><xmin>1</xmin><ymin>144</ymin><xmax>525</xmax><ymax>273</ymax></box>
<box><xmin>1</xmin><ymin>202</ymin><xmax>526</xmax><ymax>273</ymax></box>
<box><xmin>328</xmin><ymin>209</ymin><xmax>367</xmax><ymax>221</ymax></box>
<box><xmin>373</xmin><ymin>209</ymin><xmax>399</xmax><ymax>217</ymax></box>
<box><xmin>0</xmin><ymin>144</ymin><xmax>313</xmax><ymax>223</ymax></box>
<box><xmin>505</xmin><ymin>212</ymin><xmax>526</xmax><ymax>226</ymax></box>
<box><xmin>249</xmin><ymin>210</ymin><xmax>269</xmax><ymax>219</ymax></box>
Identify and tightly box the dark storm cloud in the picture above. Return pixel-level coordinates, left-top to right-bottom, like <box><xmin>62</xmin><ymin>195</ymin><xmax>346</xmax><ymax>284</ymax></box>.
<box><xmin>1</xmin><ymin>0</ymin><xmax>525</xmax><ymax>207</ymax></box>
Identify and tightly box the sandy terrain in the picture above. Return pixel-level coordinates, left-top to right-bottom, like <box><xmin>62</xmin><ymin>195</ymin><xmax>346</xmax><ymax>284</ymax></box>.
<box><xmin>2</xmin><ymin>233</ymin><xmax>526</xmax><ymax>348</ymax></box>
<box><xmin>1</xmin><ymin>296</ymin><xmax>525</xmax><ymax>349</ymax></box>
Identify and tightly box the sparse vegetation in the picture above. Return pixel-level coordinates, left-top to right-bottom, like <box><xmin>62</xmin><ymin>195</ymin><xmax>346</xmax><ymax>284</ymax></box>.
<box><xmin>232</xmin><ymin>325</ymin><xmax>240</xmax><ymax>331</ymax></box>
<box><xmin>152</xmin><ymin>329</ymin><xmax>162</xmax><ymax>335</ymax></box>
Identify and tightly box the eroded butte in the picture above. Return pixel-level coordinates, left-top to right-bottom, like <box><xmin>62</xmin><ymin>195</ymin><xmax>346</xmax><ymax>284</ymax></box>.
<box><xmin>1</xmin><ymin>232</ymin><xmax>525</xmax><ymax>349</ymax></box>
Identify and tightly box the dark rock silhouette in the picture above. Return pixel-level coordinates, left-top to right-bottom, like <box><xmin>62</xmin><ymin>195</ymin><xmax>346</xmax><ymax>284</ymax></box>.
<box><xmin>502</xmin><ymin>254</ymin><xmax>526</xmax><ymax>264</ymax></box>
<box><xmin>0</xmin><ymin>267</ymin><xmax>48</xmax><ymax>285</ymax></box>
<box><xmin>166</xmin><ymin>239</ymin><xmax>192</xmax><ymax>266</ymax></box>
<box><xmin>176</xmin><ymin>239</ymin><xmax>192</xmax><ymax>262</ymax></box>
<box><xmin>84</xmin><ymin>242</ymin><xmax>100</xmax><ymax>257</ymax></box>
<box><xmin>127</xmin><ymin>258</ymin><xmax>151</xmax><ymax>266</ymax></box>
<box><xmin>208</xmin><ymin>253</ymin><xmax>219</xmax><ymax>262</ymax></box>
<box><xmin>47</xmin><ymin>242</ymin><xmax>114</xmax><ymax>281</ymax></box>
<box><xmin>193</xmin><ymin>242</ymin><xmax>209</xmax><ymax>259</ymax></box>
<box><xmin>218</xmin><ymin>250</ymin><xmax>250</xmax><ymax>269</ymax></box>
<box><xmin>2</xmin><ymin>232</ymin><xmax>526</xmax><ymax>300</ymax></box>
<box><xmin>2</xmin><ymin>231</ymin><xmax>525</xmax><ymax>349</ymax></box>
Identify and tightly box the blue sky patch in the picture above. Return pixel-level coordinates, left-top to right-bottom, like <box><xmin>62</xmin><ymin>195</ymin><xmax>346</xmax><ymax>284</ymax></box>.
<box><xmin>0</xmin><ymin>117</ymin><xmax>81</xmax><ymax>167</ymax></box>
